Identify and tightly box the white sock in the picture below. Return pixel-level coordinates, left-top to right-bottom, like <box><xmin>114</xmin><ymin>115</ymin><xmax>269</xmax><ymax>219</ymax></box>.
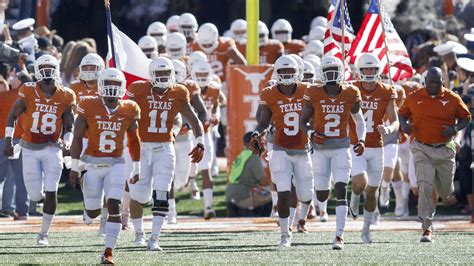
<box><xmin>203</xmin><ymin>188</ymin><xmax>213</xmax><ymax>209</ymax></box>
<box><xmin>104</xmin><ymin>222</ymin><xmax>121</xmax><ymax>249</ymax></box>
<box><xmin>402</xmin><ymin>181</ymin><xmax>411</xmax><ymax>200</ymax></box>
<box><xmin>279</xmin><ymin>217</ymin><xmax>290</xmax><ymax>235</ymax></box>
<box><xmin>168</xmin><ymin>199</ymin><xmax>176</xmax><ymax>214</ymax></box>
<box><xmin>122</xmin><ymin>191</ymin><xmax>130</xmax><ymax>217</ymax></box>
<box><xmin>318</xmin><ymin>199</ymin><xmax>328</xmax><ymax>214</ymax></box>
<box><xmin>393</xmin><ymin>180</ymin><xmax>403</xmax><ymax>206</ymax></box>
<box><xmin>151</xmin><ymin>215</ymin><xmax>165</xmax><ymax>238</ymax></box>
<box><xmin>190</xmin><ymin>178</ymin><xmax>199</xmax><ymax>191</ymax></box>
<box><xmin>299</xmin><ymin>203</ymin><xmax>310</xmax><ymax>220</ymax></box>
<box><xmin>363</xmin><ymin>209</ymin><xmax>374</xmax><ymax>231</ymax></box>
<box><xmin>271</xmin><ymin>191</ymin><xmax>278</xmax><ymax>207</ymax></box>
<box><xmin>40</xmin><ymin>213</ymin><xmax>54</xmax><ymax>235</ymax></box>
<box><xmin>289</xmin><ymin>207</ymin><xmax>297</xmax><ymax>225</ymax></box>
<box><xmin>335</xmin><ymin>205</ymin><xmax>348</xmax><ymax>237</ymax></box>
<box><xmin>381</xmin><ymin>180</ymin><xmax>390</xmax><ymax>188</ymax></box>
<box><xmin>100</xmin><ymin>208</ymin><xmax>108</xmax><ymax>221</ymax></box>
<box><xmin>351</xmin><ymin>192</ymin><xmax>360</xmax><ymax>206</ymax></box>
<box><xmin>131</xmin><ymin>218</ymin><xmax>143</xmax><ymax>234</ymax></box>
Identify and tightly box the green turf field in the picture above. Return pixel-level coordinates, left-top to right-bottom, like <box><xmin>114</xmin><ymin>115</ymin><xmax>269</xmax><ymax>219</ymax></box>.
<box><xmin>0</xmin><ymin>230</ymin><xmax>473</xmax><ymax>264</ymax></box>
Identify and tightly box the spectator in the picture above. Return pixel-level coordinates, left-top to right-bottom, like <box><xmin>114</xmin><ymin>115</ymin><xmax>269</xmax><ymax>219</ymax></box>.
<box><xmin>61</xmin><ymin>41</ymin><xmax>93</xmax><ymax>86</ymax></box>
<box><xmin>59</xmin><ymin>40</ymin><xmax>76</xmax><ymax>72</ymax></box>
<box><xmin>35</xmin><ymin>36</ymin><xmax>51</xmax><ymax>59</ymax></box>
<box><xmin>226</xmin><ymin>132</ymin><xmax>271</xmax><ymax>217</ymax></box>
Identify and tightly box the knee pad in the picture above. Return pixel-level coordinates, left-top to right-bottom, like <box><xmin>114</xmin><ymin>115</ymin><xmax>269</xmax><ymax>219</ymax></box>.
<box><xmin>316</xmin><ymin>190</ymin><xmax>329</xmax><ymax>202</ymax></box>
<box><xmin>152</xmin><ymin>190</ymin><xmax>169</xmax><ymax>215</ymax></box>
<box><xmin>295</xmin><ymin>180</ymin><xmax>314</xmax><ymax>203</ymax></box>
<box><xmin>107</xmin><ymin>199</ymin><xmax>122</xmax><ymax>217</ymax></box>
<box><xmin>334</xmin><ymin>182</ymin><xmax>347</xmax><ymax>200</ymax></box>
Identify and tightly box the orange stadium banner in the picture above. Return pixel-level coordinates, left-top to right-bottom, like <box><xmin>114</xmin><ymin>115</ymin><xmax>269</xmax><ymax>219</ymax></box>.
<box><xmin>226</xmin><ymin>64</ymin><xmax>273</xmax><ymax>171</ymax></box>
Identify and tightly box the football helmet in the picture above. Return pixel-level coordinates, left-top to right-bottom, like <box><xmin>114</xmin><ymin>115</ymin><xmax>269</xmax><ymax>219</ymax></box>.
<box><xmin>98</xmin><ymin>68</ymin><xmax>126</xmax><ymax>98</ymax></box>
<box><xmin>147</xmin><ymin>21</ymin><xmax>167</xmax><ymax>46</ymax></box>
<box><xmin>230</xmin><ymin>19</ymin><xmax>247</xmax><ymax>42</ymax></box>
<box><xmin>303</xmin><ymin>54</ymin><xmax>321</xmax><ymax>81</ymax></box>
<box><xmin>356</xmin><ymin>53</ymin><xmax>382</xmax><ymax>82</ymax></box>
<box><xmin>171</xmin><ymin>59</ymin><xmax>187</xmax><ymax>83</ymax></box>
<box><xmin>289</xmin><ymin>54</ymin><xmax>304</xmax><ymax>82</ymax></box>
<box><xmin>187</xmin><ymin>51</ymin><xmax>208</xmax><ymax>72</ymax></box>
<box><xmin>311</xmin><ymin>16</ymin><xmax>327</xmax><ymax>29</ymax></box>
<box><xmin>302</xmin><ymin>60</ymin><xmax>316</xmax><ymax>84</ymax></box>
<box><xmin>271</xmin><ymin>19</ymin><xmax>292</xmax><ymax>43</ymax></box>
<box><xmin>320</xmin><ymin>56</ymin><xmax>344</xmax><ymax>84</ymax></box>
<box><xmin>79</xmin><ymin>53</ymin><xmax>105</xmax><ymax>81</ymax></box>
<box><xmin>197</xmin><ymin>23</ymin><xmax>219</xmax><ymax>54</ymax></box>
<box><xmin>138</xmin><ymin>35</ymin><xmax>158</xmax><ymax>59</ymax></box>
<box><xmin>165</xmin><ymin>32</ymin><xmax>187</xmax><ymax>59</ymax></box>
<box><xmin>179</xmin><ymin>13</ymin><xmax>198</xmax><ymax>38</ymax></box>
<box><xmin>308</xmin><ymin>26</ymin><xmax>326</xmax><ymax>41</ymax></box>
<box><xmin>166</xmin><ymin>15</ymin><xmax>180</xmax><ymax>33</ymax></box>
<box><xmin>258</xmin><ymin>21</ymin><xmax>269</xmax><ymax>46</ymax></box>
<box><xmin>191</xmin><ymin>60</ymin><xmax>212</xmax><ymax>88</ymax></box>
<box><xmin>304</xmin><ymin>40</ymin><xmax>324</xmax><ymax>57</ymax></box>
<box><xmin>274</xmin><ymin>55</ymin><xmax>298</xmax><ymax>86</ymax></box>
<box><xmin>149</xmin><ymin>57</ymin><xmax>175</xmax><ymax>88</ymax></box>
<box><xmin>34</xmin><ymin>54</ymin><xmax>60</xmax><ymax>81</ymax></box>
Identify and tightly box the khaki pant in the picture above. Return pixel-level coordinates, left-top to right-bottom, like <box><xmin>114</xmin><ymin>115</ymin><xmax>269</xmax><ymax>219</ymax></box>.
<box><xmin>411</xmin><ymin>140</ymin><xmax>455</xmax><ymax>231</ymax></box>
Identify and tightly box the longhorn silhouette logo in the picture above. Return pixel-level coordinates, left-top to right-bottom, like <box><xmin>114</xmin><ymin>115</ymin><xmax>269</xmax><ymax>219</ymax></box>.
<box><xmin>234</xmin><ymin>67</ymin><xmax>273</xmax><ymax>94</ymax></box>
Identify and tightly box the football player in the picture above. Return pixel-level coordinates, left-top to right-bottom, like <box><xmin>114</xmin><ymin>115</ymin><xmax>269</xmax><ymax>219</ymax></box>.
<box><xmin>138</xmin><ymin>35</ymin><xmax>159</xmax><ymax>59</ymax></box>
<box><xmin>146</xmin><ymin>21</ymin><xmax>167</xmax><ymax>54</ymax></box>
<box><xmin>4</xmin><ymin>55</ymin><xmax>75</xmax><ymax>246</ymax></box>
<box><xmin>191</xmin><ymin>23</ymin><xmax>246</xmax><ymax>82</ymax></box>
<box><xmin>250</xmin><ymin>55</ymin><xmax>314</xmax><ymax>248</ymax></box>
<box><xmin>178</xmin><ymin>13</ymin><xmax>198</xmax><ymax>54</ymax></box>
<box><xmin>126</xmin><ymin>57</ymin><xmax>205</xmax><ymax>250</ymax></box>
<box><xmin>301</xmin><ymin>55</ymin><xmax>366</xmax><ymax>250</ymax></box>
<box><xmin>166</xmin><ymin>15</ymin><xmax>180</xmax><ymax>33</ymax></box>
<box><xmin>303</xmin><ymin>40</ymin><xmax>324</xmax><ymax>58</ymax></box>
<box><xmin>237</xmin><ymin>21</ymin><xmax>284</xmax><ymax>64</ymax></box>
<box><xmin>271</xmin><ymin>19</ymin><xmax>306</xmax><ymax>55</ymax></box>
<box><xmin>165</xmin><ymin>32</ymin><xmax>187</xmax><ymax>61</ymax></box>
<box><xmin>347</xmin><ymin>53</ymin><xmax>399</xmax><ymax>244</ymax></box>
<box><xmin>71</xmin><ymin>53</ymin><xmax>104</xmax><ymax>101</ymax></box>
<box><xmin>230</xmin><ymin>19</ymin><xmax>247</xmax><ymax>42</ymax></box>
<box><xmin>69</xmin><ymin>68</ymin><xmax>141</xmax><ymax>264</ymax></box>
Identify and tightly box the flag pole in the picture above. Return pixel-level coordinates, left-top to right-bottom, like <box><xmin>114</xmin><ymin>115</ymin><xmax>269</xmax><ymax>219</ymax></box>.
<box><xmin>340</xmin><ymin>0</ymin><xmax>346</xmax><ymax>62</ymax></box>
<box><xmin>105</xmin><ymin>0</ymin><xmax>117</xmax><ymax>68</ymax></box>
<box><xmin>377</xmin><ymin>0</ymin><xmax>393</xmax><ymax>84</ymax></box>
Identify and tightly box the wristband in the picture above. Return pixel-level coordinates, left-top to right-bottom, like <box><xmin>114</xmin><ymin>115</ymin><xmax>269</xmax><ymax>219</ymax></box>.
<box><xmin>252</xmin><ymin>131</ymin><xmax>260</xmax><ymax>137</ymax></box>
<box><xmin>63</xmin><ymin>132</ymin><xmax>73</xmax><ymax>149</ymax></box>
<box><xmin>131</xmin><ymin>161</ymin><xmax>140</xmax><ymax>177</ymax></box>
<box><xmin>5</xmin><ymin>127</ymin><xmax>14</xmax><ymax>138</ymax></box>
<box><xmin>307</xmin><ymin>129</ymin><xmax>315</xmax><ymax>137</ymax></box>
<box><xmin>71</xmin><ymin>159</ymin><xmax>81</xmax><ymax>173</ymax></box>
<box><xmin>195</xmin><ymin>136</ymin><xmax>204</xmax><ymax>145</ymax></box>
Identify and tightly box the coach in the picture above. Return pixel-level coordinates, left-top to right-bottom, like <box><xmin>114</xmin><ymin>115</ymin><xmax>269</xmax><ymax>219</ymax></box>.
<box><xmin>399</xmin><ymin>67</ymin><xmax>471</xmax><ymax>242</ymax></box>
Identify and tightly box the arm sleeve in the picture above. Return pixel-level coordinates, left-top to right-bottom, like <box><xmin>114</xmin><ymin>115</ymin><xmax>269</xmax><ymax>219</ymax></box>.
<box><xmin>351</xmin><ymin>109</ymin><xmax>367</xmax><ymax>141</ymax></box>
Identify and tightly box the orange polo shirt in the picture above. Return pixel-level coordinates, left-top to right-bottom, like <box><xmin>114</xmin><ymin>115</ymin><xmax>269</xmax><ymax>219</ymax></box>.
<box><xmin>398</xmin><ymin>87</ymin><xmax>471</xmax><ymax>144</ymax></box>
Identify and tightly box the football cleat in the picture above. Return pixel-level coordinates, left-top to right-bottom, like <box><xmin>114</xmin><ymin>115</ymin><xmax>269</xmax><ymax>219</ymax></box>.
<box><xmin>297</xmin><ymin>219</ymin><xmax>308</xmax><ymax>234</ymax></box>
<box><xmin>320</xmin><ymin>212</ymin><xmax>329</xmax><ymax>222</ymax></box>
<box><xmin>37</xmin><ymin>233</ymin><xmax>49</xmax><ymax>246</ymax></box>
<box><xmin>379</xmin><ymin>185</ymin><xmax>391</xmax><ymax>208</ymax></box>
<box><xmin>168</xmin><ymin>211</ymin><xmax>177</xmax><ymax>224</ymax></box>
<box><xmin>204</xmin><ymin>208</ymin><xmax>216</xmax><ymax>220</ymax></box>
<box><xmin>332</xmin><ymin>236</ymin><xmax>344</xmax><ymax>250</ymax></box>
<box><xmin>147</xmin><ymin>236</ymin><xmax>163</xmax><ymax>251</ymax></box>
<box><xmin>371</xmin><ymin>210</ymin><xmax>381</xmax><ymax>225</ymax></box>
<box><xmin>361</xmin><ymin>228</ymin><xmax>372</xmax><ymax>244</ymax></box>
<box><xmin>83</xmin><ymin>210</ymin><xmax>93</xmax><ymax>225</ymax></box>
<box><xmin>134</xmin><ymin>232</ymin><xmax>147</xmax><ymax>246</ymax></box>
<box><xmin>307</xmin><ymin>205</ymin><xmax>316</xmax><ymax>220</ymax></box>
<box><xmin>420</xmin><ymin>230</ymin><xmax>433</xmax><ymax>243</ymax></box>
<box><xmin>191</xmin><ymin>190</ymin><xmax>201</xmax><ymax>200</ymax></box>
<box><xmin>279</xmin><ymin>232</ymin><xmax>292</xmax><ymax>248</ymax></box>
<box><xmin>101</xmin><ymin>248</ymin><xmax>114</xmax><ymax>264</ymax></box>
<box><xmin>98</xmin><ymin>218</ymin><xmax>106</xmax><ymax>237</ymax></box>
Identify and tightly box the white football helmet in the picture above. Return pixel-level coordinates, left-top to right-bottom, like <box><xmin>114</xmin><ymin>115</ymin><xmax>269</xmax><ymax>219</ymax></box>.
<box><xmin>147</xmin><ymin>21</ymin><xmax>167</xmax><ymax>46</ymax></box>
<box><xmin>179</xmin><ymin>13</ymin><xmax>198</xmax><ymax>38</ymax></box>
<box><xmin>79</xmin><ymin>53</ymin><xmax>105</xmax><ymax>81</ymax></box>
<box><xmin>289</xmin><ymin>54</ymin><xmax>304</xmax><ymax>82</ymax></box>
<box><xmin>356</xmin><ymin>53</ymin><xmax>382</xmax><ymax>82</ymax></box>
<box><xmin>165</xmin><ymin>32</ymin><xmax>187</xmax><ymax>59</ymax></box>
<box><xmin>191</xmin><ymin>60</ymin><xmax>212</xmax><ymax>88</ymax></box>
<box><xmin>187</xmin><ymin>51</ymin><xmax>208</xmax><ymax>72</ymax></box>
<box><xmin>309</xmin><ymin>26</ymin><xmax>326</xmax><ymax>41</ymax></box>
<box><xmin>166</xmin><ymin>15</ymin><xmax>180</xmax><ymax>33</ymax></box>
<box><xmin>258</xmin><ymin>21</ymin><xmax>269</xmax><ymax>46</ymax></box>
<box><xmin>171</xmin><ymin>59</ymin><xmax>187</xmax><ymax>83</ymax></box>
<box><xmin>274</xmin><ymin>55</ymin><xmax>298</xmax><ymax>86</ymax></box>
<box><xmin>320</xmin><ymin>56</ymin><xmax>344</xmax><ymax>84</ymax></box>
<box><xmin>138</xmin><ymin>35</ymin><xmax>158</xmax><ymax>59</ymax></box>
<box><xmin>311</xmin><ymin>16</ymin><xmax>327</xmax><ymax>29</ymax></box>
<box><xmin>34</xmin><ymin>54</ymin><xmax>60</xmax><ymax>81</ymax></box>
<box><xmin>98</xmin><ymin>68</ymin><xmax>126</xmax><ymax>98</ymax></box>
<box><xmin>149</xmin><ymin>57</ymin><xmax>175</xmax><ymax>88</ymax></box>
<box><xmin>303</xmin><ymin>54</ymin><xmax>321</xmax><ymax>81</ymax></box>
<box><xmin>230</xmin><ymin>19</ymin><xmax>247</xmax><ymax>42</ymax></box>
<box><xmin>197</xmin><ymin>23</ymin><xmax>219</xmax><ymax>54</ymax></box>
<box><xmin>302</xmin><ymin>60</ymin><xmax>316</xmax><ymax>84</ymax></box>
<box><xmin>271</xmin><ymin>19</ymin><xmax>292</xmax><ymax>43</ymax></box>
<box><xmin>304</xmin><ymin>40</ymin><xmax>324</xmax><ymax>57</ymax></box>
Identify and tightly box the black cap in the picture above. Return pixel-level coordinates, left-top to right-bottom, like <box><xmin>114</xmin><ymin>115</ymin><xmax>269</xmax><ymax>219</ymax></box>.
<box><xmin>37</xmin><ymin>36</ymin><xmax>51</xmax><ymax>49</ymax></box>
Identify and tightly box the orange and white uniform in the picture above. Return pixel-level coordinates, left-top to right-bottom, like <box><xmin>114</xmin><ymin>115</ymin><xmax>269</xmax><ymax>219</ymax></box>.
<box><xmin>259</xmin><ymin>84</ymin><xmax>313</xmax><ymax>200</ymax></box>
<box><xmin>198</xmin><ymin>84</ymin><xmax>220</xmax><ymax>171</ymax></box>
<box><xmin>283</xmin><ymin>39</ymin><xmax>306</xmax><ymax>55</ymax></box>
<box><xmin>126</xmin><ymin>81</ymin><xmax>190</xmax><ymax>203</ymax></box>
<box><xmin>18</xmin><ymin>82</ymin><xmax>76</xmax><ymax>201</ymax></box>
<box><xmin>70</xmin><ymin>80</ymin><xmax>98</xmax><ymax>101</ymax></box>
<box><xmin>174</xmin><ymin>79</ymin><xmax>201</xmax><ymax>190</ymax></box>
<box><xmin>191</xmin><ymin>37</ymin><xmax>236</xmax><ymax>82</ymax></box>
<box><xmin>304</xmin><ymin>84</ymin><xmax>361</xmax><ymax>189</ymax></box>
<box><xmin>237</xmin><ymin>39</ymin><xmax>284</xmax><ymax>64</ymax></box>
<box><xmin>76</xmin><ymin>96</ymin><xmax>140</xmax><ymax>210</ymax></box>
<box><xmin>348</xmin><ymin>81</ymin><xmax>397</xmax><ymax>186</ymax></box>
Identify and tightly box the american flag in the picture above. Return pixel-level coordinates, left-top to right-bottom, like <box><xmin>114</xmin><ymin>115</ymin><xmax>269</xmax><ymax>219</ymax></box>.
<box><xmin>323</xmin><ymin>0</ymin><xmax>355</xmax><ymax>60</ymax></box>
<box><xmin>348</xmin><ymin>0</ymin><xmax>413</xmax><ymax>81</ymax></box>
